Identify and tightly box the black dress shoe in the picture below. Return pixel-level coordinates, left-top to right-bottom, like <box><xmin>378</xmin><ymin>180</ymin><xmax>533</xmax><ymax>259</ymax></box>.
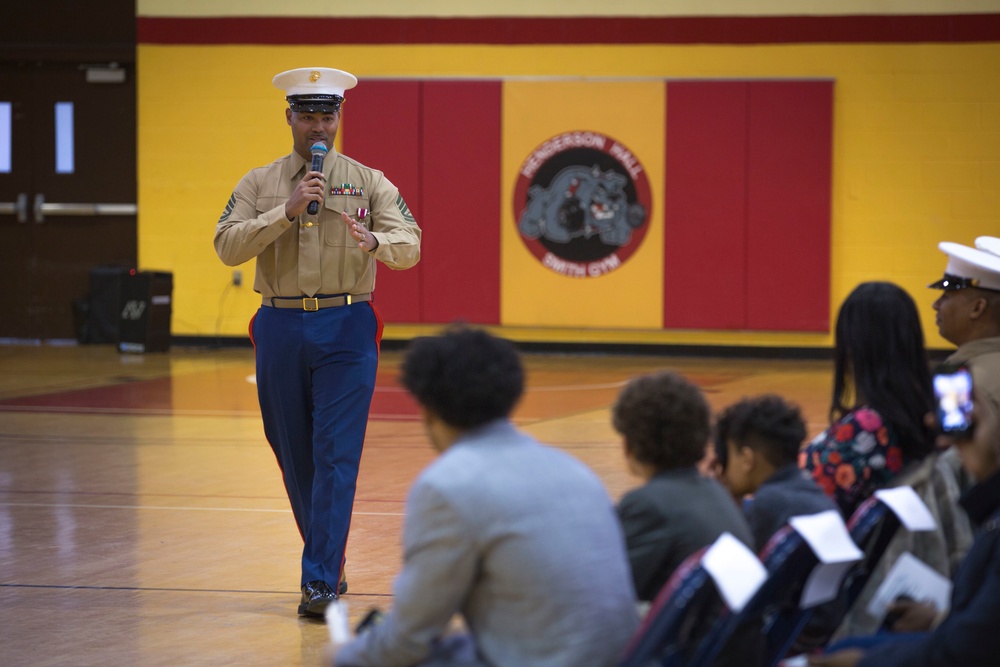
<box><xmin>298</xmin><ymin>580</ymin><xmax>337</xmax><ymax>617</ymax></box>
<box><xmin>339</xmin><ymin>578</ymin><xmax>348</xmax><ymax>595</ymax></box>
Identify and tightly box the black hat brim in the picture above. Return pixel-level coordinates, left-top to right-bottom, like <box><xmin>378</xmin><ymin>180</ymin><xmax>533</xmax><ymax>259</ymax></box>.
<box><xmin>287</xmin><ymin>95</ymin><xmax>343</xmax><ymax>113</ymax></box>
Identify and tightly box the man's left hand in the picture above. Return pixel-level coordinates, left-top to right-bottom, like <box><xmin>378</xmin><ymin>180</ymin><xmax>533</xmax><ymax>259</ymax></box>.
<box><xmin>342</xmin><ymin>211</ymin><xmax>378</xmax><ymax>251</ymax></box>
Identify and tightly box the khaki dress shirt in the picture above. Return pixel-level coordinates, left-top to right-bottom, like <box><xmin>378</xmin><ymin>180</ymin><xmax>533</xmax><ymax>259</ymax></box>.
<box><xmin>214</xmin><ymin>149</ymin><xmax>421</xmax><ymax>299</ymax></box>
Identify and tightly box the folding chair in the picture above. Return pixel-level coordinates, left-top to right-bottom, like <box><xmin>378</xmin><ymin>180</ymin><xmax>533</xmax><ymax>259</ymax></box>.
<box><xmin>686</xmin><ymin>526</ymin><xmax>819</xmax><ymax>667</ymax></box>
<box><xmin>686</xmin><ymin>493</ymin><xmax>916</xmax><ymax>667</ymax></box>
<box><xmin>839</xmin><ymin>496</ymin><xmax>904</xmax><ymax>609</ymax></box>
<box><xmin>771</xmin><ymin>496</ymin><xmax>906</xmax><ymax>662</ymax></box>
<box><xmin>618</xmin><ymin>547</ymin><xmax>721</xmax><ymax>667</ymax></box>
<box><xmin>773</xmin><ymin>496</ymin><xmax>906</xmax><ymax>658</ymax></box>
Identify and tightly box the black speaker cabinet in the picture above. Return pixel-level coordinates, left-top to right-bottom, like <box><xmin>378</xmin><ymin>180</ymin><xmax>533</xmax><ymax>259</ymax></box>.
<box><xmin>86</xmin><ymin>265</ymin><xmax>128</xmax><ymax>344</ymax></box>
<box><xmin>118</xmin><ymin>271</ymin><xmax>173</xmax><ymax>353</ymax></box>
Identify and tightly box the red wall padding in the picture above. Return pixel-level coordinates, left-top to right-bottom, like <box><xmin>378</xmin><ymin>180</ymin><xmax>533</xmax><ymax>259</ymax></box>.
<box><xmin>343</xmin><ymin>80</ymin><xmax>502</xmax><ymax>325</ymax></box>
<box><xmin>420</xmin><ymin>81</ymin><xmax>502</xmax><ymax>324</ymax></box>
<box><xmin>746</xmin><ymin>81</ymin><xmax>833</xmax><ymax>332</ymax></box>
<box><xmin>663</xmin><ymin>81</ymin><xmax>750</xmax><ymax>329</ymax></box>
<box><xmin>663</xmin><ymin>80</ymin><xmax>832</xmax><ymax>332</ymax></box>
<box><xmin>342</xmin><ymin>81</ymin><xmax>424</xmax><ymax>323</ymax></box>
<box><xmin>347</xmin><ymin>79</ymin><xmax>831</xmax><ymax>331</ymax></box>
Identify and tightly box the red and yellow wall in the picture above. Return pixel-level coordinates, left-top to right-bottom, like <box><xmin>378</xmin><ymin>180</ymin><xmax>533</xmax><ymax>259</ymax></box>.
<box><xmin>136</xmin><ymin>1</ymin><xmax>1000</xmax><ymax>349</ymax></box>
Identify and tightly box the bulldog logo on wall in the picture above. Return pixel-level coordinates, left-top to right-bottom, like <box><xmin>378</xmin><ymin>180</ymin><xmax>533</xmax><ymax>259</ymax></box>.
<box><xmin>514</xmin><ymin>131</ymin><xmax>650</xmax><ymax>278</ymax></box>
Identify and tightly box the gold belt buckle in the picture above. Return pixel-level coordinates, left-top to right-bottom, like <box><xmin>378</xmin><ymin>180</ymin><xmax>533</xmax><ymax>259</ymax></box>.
<box><xmin>345</xmin><ymin>294</ymin><xmax>352</xmax><ymax>305</ymax></box>
<box><xmin>302</xmin><ymin>297</ymin><xmax>319</xmax><ymax>311</ymax></box>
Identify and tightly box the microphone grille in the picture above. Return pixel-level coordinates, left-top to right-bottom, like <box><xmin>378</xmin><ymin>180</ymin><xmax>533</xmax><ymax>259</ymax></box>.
<box><xmin>310</xmin><ymin>142</ymin><xmax>329</xmax><ymax>155</ymax></box>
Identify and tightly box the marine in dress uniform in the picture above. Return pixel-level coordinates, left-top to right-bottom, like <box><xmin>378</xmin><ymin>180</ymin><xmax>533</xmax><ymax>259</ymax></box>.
<box><xmin>214</xmin><ymin>67</ymin><xmax>421</xmax><ymax>617</ymax></box>
<box><xmin>929</xmin><ymin>241</ymin><xmax>1000</xmax><ymax>420</ymax></box>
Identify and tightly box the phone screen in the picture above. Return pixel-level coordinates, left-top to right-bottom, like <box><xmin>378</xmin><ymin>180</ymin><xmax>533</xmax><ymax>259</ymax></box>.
<box><xmin>933</xmin><ymin>367</ymin><xmax>974</xmax><ymax>436</ymax></box>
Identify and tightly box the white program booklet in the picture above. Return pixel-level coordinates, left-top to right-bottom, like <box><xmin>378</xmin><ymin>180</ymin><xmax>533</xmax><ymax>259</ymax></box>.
<box><xmin>865</xmin><ymin>551</ymin><xmax>952</xmax><ymax>620</ymax></box>
<box><xmin>873</xmin><ymin>487</ymin><xmax>937</xmax><ymax>532</ymax></box>
<box><xmin>325</xmin><ymin>600</ymin><xmax>352</xmax><ymax>644</ymax></box>
<box><xmin>789</xmin><ymin>510</ymin><xmax>864</xmax><ymax>608</ymax></box>
<box><xmin>702</xmin><ymin>531</ymin><xmax>768</xmax><ymax>613</ymax></box>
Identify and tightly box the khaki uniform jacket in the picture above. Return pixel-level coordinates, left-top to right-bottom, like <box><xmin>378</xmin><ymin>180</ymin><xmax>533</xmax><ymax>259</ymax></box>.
<box><xmin>214</xmin><ymin>149</ymin><xmax>421</xmax><ymax>299</ymax></box>
<box><xmin>947</xmin><ymin>336</ymin><xmax>1000</xmax><ymax>417</ymax></box>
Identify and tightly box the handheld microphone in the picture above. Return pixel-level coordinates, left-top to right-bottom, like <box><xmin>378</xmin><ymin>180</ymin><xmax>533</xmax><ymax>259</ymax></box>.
<box><xmin>307</xmin><ymin>142</ymin><xmax>328</xmax><ymax>215</ymax></box>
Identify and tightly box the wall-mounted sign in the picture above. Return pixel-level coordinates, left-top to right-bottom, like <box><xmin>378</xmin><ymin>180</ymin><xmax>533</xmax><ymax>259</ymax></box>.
<box><xmin>514</xmin><ymin>130</ymin><xmax>650</xmax><ymax>278</ymax></box>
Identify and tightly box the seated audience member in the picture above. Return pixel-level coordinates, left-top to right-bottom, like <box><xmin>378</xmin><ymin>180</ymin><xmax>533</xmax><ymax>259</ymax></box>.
<box><xmin>933</xmin><ymin>238</ymin><xmax>1000</xmax><ymax>421</ymax></box>
<box><xmin>930</xmin><ymin>239</ymin><xmax>1000</xmax><ymax>495</ymax></box>
<box><xmin>331</xmin><ymin>327</ymin><xmax>638</xmax><ymax>667</ymax></box>
<box><xmin>714</xmin><ymin>394</ymin><xmax>838</xmax><ymax>551</ymax></box>
<box><xmin>800</xmin><ymin>282</ymin><xmax>938</xmax><ymax>519</ymax></box>
<box><xmin>810</xmin><ymin>394</ymin><xmax>1000</xmax><ymax>667</ymax></box>
<box><xmin>829</xmin><ymin>448</ymin><xmax>972</xmax><ymax>641</ymax></box>
<box><xmin>614</xmin><ymin>370</ymin><xmax>754</xmax><ymax>603</ymax></box>
<box><xmin>800</xmin><ymin>283</ymin><xmax>971</xmax><ymax>643</ymax></box>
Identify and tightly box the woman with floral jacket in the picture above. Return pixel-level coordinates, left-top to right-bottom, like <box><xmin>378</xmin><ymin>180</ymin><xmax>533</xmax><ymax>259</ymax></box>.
<box><xmin>811</xmin><ymin>389</ymin><xmax>1000</xmax><ymax>667</ymax></box>
<box><xmin>800</xmin><ymin>282</ymin><xmax>937</xmax><ymax>519</ymax></box>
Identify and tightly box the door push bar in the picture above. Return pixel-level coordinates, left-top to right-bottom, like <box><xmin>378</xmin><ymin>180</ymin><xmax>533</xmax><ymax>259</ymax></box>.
<box><xmin>0</xmin><ymin>193</ymin><xmax>29</xmax><ymax>223</ymax></box>
<box><xmin>33</xmin><ymin>193</ymin><xmax>137</xmax><ymax>223</ymax></box>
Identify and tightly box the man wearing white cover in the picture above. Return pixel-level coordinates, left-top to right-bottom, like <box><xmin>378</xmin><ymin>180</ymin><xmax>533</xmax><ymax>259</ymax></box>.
<box><xmin>215</xmin><ymin>66</ymin><xmax>421</xmax><ymax>617</ymax></box>
<box><xmin>929</xmin><ymin>240</ymin><xmax>1000</xmax><ymax>417</ymax></box>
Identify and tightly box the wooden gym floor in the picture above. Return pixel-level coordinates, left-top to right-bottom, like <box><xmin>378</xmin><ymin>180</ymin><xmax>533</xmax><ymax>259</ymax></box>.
<box><xmin>0</xmin><ymin>343</ymin><xmax>832</xmax><ymax>666</ymax></box>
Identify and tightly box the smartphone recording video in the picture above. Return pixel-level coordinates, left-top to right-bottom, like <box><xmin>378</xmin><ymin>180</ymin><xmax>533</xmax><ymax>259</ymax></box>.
<box><xmin>933</xmin><ymin>366</ymin><xmax>974</xmax><ymax>438</ymax></box>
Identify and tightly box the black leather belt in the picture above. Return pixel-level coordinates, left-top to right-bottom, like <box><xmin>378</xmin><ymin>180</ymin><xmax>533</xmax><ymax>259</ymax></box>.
<box><xmin>265</xmin><ymin>293</ymin><xmax>372</xmax><ymax>311</ymax></box>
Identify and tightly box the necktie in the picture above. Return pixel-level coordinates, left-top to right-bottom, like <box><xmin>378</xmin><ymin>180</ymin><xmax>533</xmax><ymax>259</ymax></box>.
<box><xmin>298</xmin><ymin>212</ymin><xmax>323</xmax><ymax>297</ymax></box>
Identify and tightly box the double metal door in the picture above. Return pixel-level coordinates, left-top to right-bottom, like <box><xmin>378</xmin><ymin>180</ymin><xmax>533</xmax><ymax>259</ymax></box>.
<box><xmin>0</xmin><ymin>61</ymin><xmax>137</xmax><ymax>340</ymax></box>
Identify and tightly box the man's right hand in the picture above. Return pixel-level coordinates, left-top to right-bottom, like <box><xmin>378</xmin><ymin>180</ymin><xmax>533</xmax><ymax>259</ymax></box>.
<box><xmin>285</xmin><ymin>170</ymin><xmax>326</xmax><ymax>220</ymax></box>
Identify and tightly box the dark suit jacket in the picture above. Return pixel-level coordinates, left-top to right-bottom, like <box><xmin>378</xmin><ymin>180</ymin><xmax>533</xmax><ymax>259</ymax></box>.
<box><xmin>617</xmin><ymin>467</ymin><xmax>754</xmax><ymax>602</ymax></box>
<box><xmin>745</xmin><ymin>464</ymin><xmax>839</xmax><ymax>551</ymax></box>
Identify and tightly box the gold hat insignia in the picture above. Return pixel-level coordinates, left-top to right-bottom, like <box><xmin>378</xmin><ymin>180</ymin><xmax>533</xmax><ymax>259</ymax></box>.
<box><xmin>309</xmin><ymin>70</ymin><xmax>321</xmax><ymax>82</ymax></box>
